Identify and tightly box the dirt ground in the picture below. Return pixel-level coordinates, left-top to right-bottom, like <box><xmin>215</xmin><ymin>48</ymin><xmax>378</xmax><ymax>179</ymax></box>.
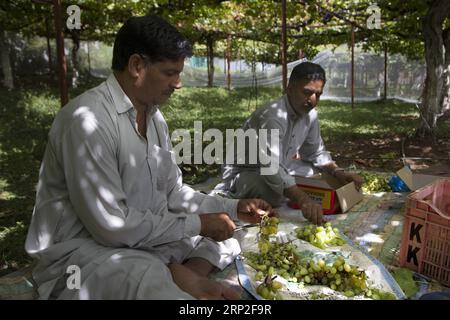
<box><xmin>327</xmin><ymin>134</ymin><xmax>450</xmax><ymax>175</ymax></box>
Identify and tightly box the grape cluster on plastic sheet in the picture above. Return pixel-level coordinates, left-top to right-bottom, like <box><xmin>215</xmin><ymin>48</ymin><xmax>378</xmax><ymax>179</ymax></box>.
<box><xmin>359</xmin><ymin>171</ymin><xmax>391</xmax><ymax>193</ymax></box>
<box><xmin>294</xmin><ymin>222</ymin><xmax>346</xmax><ymax>249</ymax></box>
<box><xmin>244</xmin><ymin>218</ymin><xmax>397</xmax><ymax>300</ymax></box>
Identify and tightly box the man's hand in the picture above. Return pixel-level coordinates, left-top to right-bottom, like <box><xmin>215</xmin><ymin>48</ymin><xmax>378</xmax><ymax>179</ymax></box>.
<box><xmin>300</xmin><ymin>200</ymin><xmax>323</xmax><ymax>225</ymax></box>
<box><xmin>236</xmin><ymin>198</ymin><xmax>276</xmax><ymax>224</ymax></box>
<box><xmin>199</xmin><ymin>212</ymin><xmax>236</xmax><ymax>242</ymax></box>
<box><xmin>335</xmin><ymin>171</ymin><xmax>364</xmax><ymax>191</ymax></box>
<box><xmin>285</xmin><ymin>185</ymin><xmax>323</xmax><ymax>225</ymax></box>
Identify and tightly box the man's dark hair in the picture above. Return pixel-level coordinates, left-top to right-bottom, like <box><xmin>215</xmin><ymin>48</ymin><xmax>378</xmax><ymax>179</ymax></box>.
<box><xmin>289</xmin><ymin>61</ymin><xmax>326</xmax><ymax>84</ymax></box>
<box><xmin>112</xmin><ymin>15</ymin><xmax>193</xmax><ymax>71</ymax></box>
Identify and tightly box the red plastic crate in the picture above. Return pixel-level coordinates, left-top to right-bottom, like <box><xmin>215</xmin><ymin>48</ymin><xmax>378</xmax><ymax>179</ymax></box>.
<box><xmin>399</xmin><ymin>179</ymin><xmax>450</xmax><ymax>286</ymax></box>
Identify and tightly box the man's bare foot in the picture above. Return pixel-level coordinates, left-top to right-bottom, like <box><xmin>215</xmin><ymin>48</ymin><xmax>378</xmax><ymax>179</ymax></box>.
<box><xmin>183</xmin><ymin>257</ymin><xmax>215</xmax><ymax>277</ymax></box>
<box><xmin>169</xmin><ymin>263</ymin><xmax>240</xmax><ymax>300</ymax></box>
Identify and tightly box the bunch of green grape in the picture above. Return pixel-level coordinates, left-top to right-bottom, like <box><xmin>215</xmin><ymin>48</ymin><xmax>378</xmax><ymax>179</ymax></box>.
<box><xmin>294</xmin><ymin>222</ymin><xmax>346</xmax><ymax>249</ymax></box>
<box><xmin>281</xmin><ymin>254</ymin><xmax>371</xmax><ymax>297</ymax></box>
<box><xmin>256</xmin><ymin>276</ymin><xmax>283</xmax><ymax>300</ymax></box>
<box><xmin>245</xmin><ymin>241</ymin><xmax>396</xmax><ymax>300</ymax></box>
<box><xmin>247</xmin><ymin>241</ymin><xmax>301</xmax><ymax>280</ymax></box>
<box><xmin>359</xmin><ymin>171</ymin><xmax>391</xmax><ymax>193</ymax></box>
<box><xmin>259</xmin><ymin>216</ymin><xmax>279</xmax><ymax>238</ymax></box>
<box><xmin>365</xmin><ymin>288</ymin><xmax>396</xmax><ymax>300</ymax></box>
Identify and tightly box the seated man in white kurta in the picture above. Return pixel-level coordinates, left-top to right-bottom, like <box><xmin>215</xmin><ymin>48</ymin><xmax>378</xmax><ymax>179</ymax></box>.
<box><xmin>214</xmin><ymin>62</ymin><xmax>363</xmax><ymax>225</ymax></box>
<box><xmin>25</xmin><ymin>15</ymin><xmax>273</xmax><ymax>300</ymax></box>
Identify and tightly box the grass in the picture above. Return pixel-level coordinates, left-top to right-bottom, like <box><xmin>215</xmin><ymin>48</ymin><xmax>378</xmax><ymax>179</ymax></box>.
<box><xmin>317</xmin><ymin>99</ymin><xmax>421</xmax><ymax>141</ymax></box>
<box><xmin>1</xmin><ymin>78</ymin><xmax>449</xmax><ymax>274</ymax></box>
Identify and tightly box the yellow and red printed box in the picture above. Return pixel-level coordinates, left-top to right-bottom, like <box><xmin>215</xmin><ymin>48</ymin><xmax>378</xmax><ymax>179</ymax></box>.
<box><xmin>289</xmin><ymin>173</ymin><xmax>363</xmax><ymax>215</ymax></box>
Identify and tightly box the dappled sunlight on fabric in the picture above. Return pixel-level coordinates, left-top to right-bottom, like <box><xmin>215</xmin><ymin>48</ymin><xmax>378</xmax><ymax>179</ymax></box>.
<box><xmin>93</xmin><ymin>144</ymin><xmax>103</xmax><ymax>160</ymax></box>
<box><xmin>185</xmin><ymin>201</ymin><xmax>199</xmax><ymax>212</ymax></box>
<box><xmin>181</xmin><ymin>191</ymin><xmax>199</xmax><ymax>212</ymax></box>
<box><xmin>73</xmin><ymin>106</ymin><xmax>98</xmax><ymax>135</ymax></box>
<box><xmin>182</xmin><ymin>190</ymin><xmax>195</xmax><ymax>201</ymax></box>
<box><xmin>80</xmin><ymin>178</ymin><xmax>88</xmax><ymax>189</ymax></box>
<box><xmin>79</xmin><ymin>286</ymin><xmax>90</xmax><ymax>300</ymax></box>
<box><xmin>355</xmin><ymin>233</ymin><xmax>384</xmax><ymax>244</ymax></box>
<box><xmin>36</xmin><ymin>230</ymin><xmax>52</xmax><ymax>252</ymax></box>
<box><xmin>36</xmin><ymin>179</ymin><xmax>43</xmax><ymax>193</ymax></box>
<box><xmin>390</xmin><ymin>220</ymin><xmax>401</xmax><ymax>227</ymax></box>
<box><xmin>52</xmin><ymin>201</ymin><xmax>64</xmax><ymax>211</ymax></box>
<box><xmin>99</xmin><ymin>186</ymin><xmax>115</xmax><ymax>205</ymax></box>
<box><xmin>372</xmin><ymin>192</ymin><xmax>385</xmax><ymax>198</ymax></box>
<box><xmin>86</xmin><ymin>160</ymin><xmax>94</xmax><ymax>171</ymax></box>
<box><xmin>110</xmin><ymin>253</ymin><xmax>124</xmax><ymax>264</ymax></box>
<box><xmin>80</xmin><ymin>172</ymin><xmax>99</xmax><ymax>185</ymax></box>
<box><xmin>95</xmin><ymin>198</ymin><xmax>124</xmax><ymax>228</ymax></box>
<box><xmin>129</xmin><ymin>154</ymin><xmax>136</xmax><ymax>167</ymax></box>
<box><xmin>90</xmin><ymin>172</ymin><xmax>99</xmax><ymax>182</ymax></box>
<box><xmin>77</xmin><ymin>145</ymin><xmax>86</xmax><ymax>157</ymax></box>
<box><xmin>276</xmin><ymin>109</ymin><xmax>287</xmax><ymax>119</ymax></box>
<box><xmin>154</xmin><ymin>150</ymin><xmax>163</xmax><ymax>163</ymax></box>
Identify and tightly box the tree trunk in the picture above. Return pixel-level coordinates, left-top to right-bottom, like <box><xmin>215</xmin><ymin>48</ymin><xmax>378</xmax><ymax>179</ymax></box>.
<box><xmin>0</xmin><ymin>30</ymin><xmax>14</xmax><ymax>89</ymax></box>
<box><xmin>440</xmin><ymin>28</ymin><xmax>449</xmax><ymax>116</ymax></box>
<box><xmin>46</xmin><ymin>18</ymin><xmax>53</xmax><ymax>76</ymax></box>
<box><xmin>226</xmin><ymin>34</ymin><xmax>231</xmax><ymax>90</ymax></box>
<box><xmin>281</xmin><ymin>0</ymin><xmax>287</xmax><ymax>92</ymax></box>
<box><xmin>206</xmin><ymin>36</ymin><xmax>214</xmax><ymax>87</ymax></box>
<box><xmin>71</xmin><ymin>31</ymin><xmax>80</xmax><ymax>88</ymax></box>
<box><xmin>417</xmin><ymin>0</ymin><xmax>450</xmax><ymax>139</ymax></box>
<box><xmin>87</xmin><ymin>41</ymin><xmax>91</xmax><ymax>76</ymax></box>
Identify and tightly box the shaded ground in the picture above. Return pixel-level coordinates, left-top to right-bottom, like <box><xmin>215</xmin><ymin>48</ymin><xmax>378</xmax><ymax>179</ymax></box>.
<box><xmin>328</xmin><ymin>134</ymin><xmax>450</xmax><ymax>175</ymax></box>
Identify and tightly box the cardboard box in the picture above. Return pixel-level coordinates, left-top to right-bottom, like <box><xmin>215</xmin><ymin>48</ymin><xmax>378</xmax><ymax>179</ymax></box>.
<box><xmin>396</xmin><ymin>166</ymin><xmax>450</xmax><ymax>191</ymax></box>
<box><xmin>291</xmin><ymin>173</ymin><xmax>363</xmax><ymax>214</ymax></box>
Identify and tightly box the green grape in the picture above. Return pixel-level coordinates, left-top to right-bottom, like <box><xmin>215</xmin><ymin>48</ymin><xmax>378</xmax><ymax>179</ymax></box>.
<box><xmin>300</xmin><ymin>267</ymin><xmax>308</xmax><ymax>276</ymax></box>
<box><xmin>317</xmin><ymin>259</ymin><xmax>325</xmax><ymax>268</ymax></box>
<box><xmin>359</xmin><ymin>171</ymin><xmax>391</xmax><ymax>193</ymax></box>
<box><xmin>271</xmin><ymin>281</ymin><xmax>282</xmax><ymax>290</ymax></box>
<box><xmin>367</xmin><ymin>288</ymin><xmax>396</xmax><ymax>300</ymax></box>
<box><xmin>344</xmin><ymin>290</ymin><xmax>355</xmax><ymax>297</ymax></box>
<box><xmin>256</xmin><ymin>275</ymin><xmax>284</xmax><ymax>300</ymax></box>
<box><xmin>343</xmin><ymin>263</ymin><xmax>351</xmax><ymax>273</ymax></box>
<box><xmin>259</xmin><ymin>215</ymin><xmax>280</xmax><ymax>239</ymax></box>
<box><xmin>246</xmin><ymin>220</ymin><xmax>389</xmax><ymax>300</ymax></box>
<box><xmin>295</xmin><ymin>223</ymin><xmax>346</xmax><ymax>249</ymax></box>
<box><xmin>255</xmin><ymin>271</ymin><xmax>264</xmax><ymax>281</ymax></box>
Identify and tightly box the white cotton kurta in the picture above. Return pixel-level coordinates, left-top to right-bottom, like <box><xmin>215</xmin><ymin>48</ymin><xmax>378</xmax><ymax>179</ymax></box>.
<box><xmin>25</xmin><ymin>74</ymin><xmax>240</xmax><ymax>300</ymax></box>
<box><xmin>218</xmin><ymin>95</ymin><xmax>334</xmax><ymax>193</ymax></box>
